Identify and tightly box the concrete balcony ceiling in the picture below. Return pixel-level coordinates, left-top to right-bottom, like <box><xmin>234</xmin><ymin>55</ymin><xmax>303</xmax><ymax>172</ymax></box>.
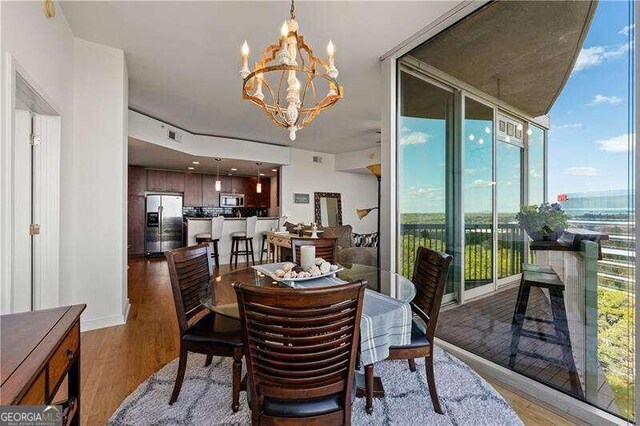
<box><xmin>408</xmin><ymin>0</ymin><xmax>597</xmax><ymax>118</ymax></box>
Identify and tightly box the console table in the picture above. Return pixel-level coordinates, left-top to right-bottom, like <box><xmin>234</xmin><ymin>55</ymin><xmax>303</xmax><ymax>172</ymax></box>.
<box><xmin>1</xmin><ymin>305</ymin><xmax>86</xmax><ymax>425</ymax></box>
<box><xmin>265</xmin><ymin>231</ymin><xmax>318</xmax><ymax>262</ymax></box>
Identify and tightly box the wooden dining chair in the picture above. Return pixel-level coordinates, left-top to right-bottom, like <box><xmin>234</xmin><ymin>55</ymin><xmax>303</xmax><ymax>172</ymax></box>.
<box><xmin>234</xmin><ymin>281</ymin><xmax>367</xmax><ymax>425</ymax></box>
<box><xmin>291</xmin><ymin>237</ymin><xmax>339</xmax><ymax>264</ymax></box>
<box><xmin>363</xmin><ymin>246</ymin><xmax>452</xmax><ymax>415</ymax></box>
<box><xmin>165</xmin><ymin>243</ymin><xmax>244</xmax><ymax>411</ymax></box>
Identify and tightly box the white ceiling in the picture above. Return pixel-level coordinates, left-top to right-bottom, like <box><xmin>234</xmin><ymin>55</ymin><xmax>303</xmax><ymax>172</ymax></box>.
<box><xmin>60</xmin><ymin>1</ymin><xmax>459</xmax><ymax>154</ymax></box>
<box><xmin>129</xmin><ymin>137</ymin><xmax>280</xmax><ymax>177</ymax></box>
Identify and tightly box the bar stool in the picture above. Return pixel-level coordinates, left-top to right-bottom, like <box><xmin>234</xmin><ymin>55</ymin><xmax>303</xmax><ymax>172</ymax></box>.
<box><xmin>259</xmin><ymin>234</ymin><xmax>269</xmax><ymax>263</ymax></box>
<box><xmin>509</xmin><ymin>266</ymin><xmax>583</xmax><ymax>397</ymax></box>
<box><xmin>230</xmin><ymin>216</ymin><xmax>257</xmax><ymax>268</ymax></box>
<box><xmin>195</xmin><ymin>216</ymin><xmax>224</xmax><ymax>270</ymax></box>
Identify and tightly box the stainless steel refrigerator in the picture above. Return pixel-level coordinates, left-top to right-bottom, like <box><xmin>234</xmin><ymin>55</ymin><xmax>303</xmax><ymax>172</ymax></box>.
<box><xmin>145</xmin><ymin>194</ymin><xmax>183</xmax><ymax>256</ymax></box>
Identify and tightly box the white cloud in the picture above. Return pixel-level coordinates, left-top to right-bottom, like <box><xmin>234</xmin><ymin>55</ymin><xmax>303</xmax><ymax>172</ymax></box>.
<box><xmin>551</xmin><ymin>123</ymin><xmax>582</xmax><ymax>131</ymax></box>
<box><xmin>405</xmin><ymin>186</ymin><xmax>444</xmax><ymax>201</ymax></box>
<box><xmin>529</xmin><ymin>169</ymin><xmax>542</xmax><ymax>178</ymax></box>
<box><xmin>619</xmin><ymin>24</ymin><xmax>635</xmax><ymax>36</ymax></box>
<box><xmin>468</xmin><ymin>179</ymin><xmax>494</xmax><ymax>188</ymax></box>
<box><xmin>573</xmin><ymin>42</ymin><xmax>632</xmax><ymax>72</ymax></box>
<box><xmin>587</xmin><ymin>94</ymin><xmax>623</xmax><ymax>106</ymax></box>
<box><xmin>400</xmin><ymin>131</ymin><xmax>430</xmax><ymax>145</ymax></box>
<box><xmin>597</xmin><ymin>133</ymin><xmax>636</xmax><ymax>153</ymax></box>
<box><xmin>564</xmin><ymin>166</ymin><xmax>602</xmax><ymax>177</ymax></box>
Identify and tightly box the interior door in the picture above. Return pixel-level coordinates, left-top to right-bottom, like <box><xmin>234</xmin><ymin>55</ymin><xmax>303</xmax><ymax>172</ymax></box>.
<box><xmin>13</xmin><ymin>110</ymin><xmax>32</xmax><ymax>312</ymax></box>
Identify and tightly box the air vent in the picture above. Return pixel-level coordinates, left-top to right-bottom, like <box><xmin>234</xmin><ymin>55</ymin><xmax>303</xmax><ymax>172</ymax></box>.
<box><xmin>312</xmin><ymin>156</ymin><xmax>323</xmax><ymax>164</ymax></box>
<box><xmin>167</xmin><ymin>128</ymin><xmax>182</xmax><ymax>143</ymax></box>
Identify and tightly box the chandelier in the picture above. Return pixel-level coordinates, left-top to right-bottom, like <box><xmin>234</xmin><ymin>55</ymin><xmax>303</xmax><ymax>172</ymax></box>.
<box><xmin>239</xmin><ymin>0</ymin><xmax>343</xmax><ymax>141</ymax></box>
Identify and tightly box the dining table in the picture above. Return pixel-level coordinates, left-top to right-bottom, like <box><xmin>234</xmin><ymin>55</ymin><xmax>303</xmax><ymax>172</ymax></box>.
<box><xmin>201</xmin><ymin>262</ymin><xmax>418</xmax><ymax>399</ymax></box>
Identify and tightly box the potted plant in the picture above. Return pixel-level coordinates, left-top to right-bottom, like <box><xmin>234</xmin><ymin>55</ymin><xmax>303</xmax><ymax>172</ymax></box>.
<box><xmin>516</xmin><ymin>203</ymin><xmax>568</xmax><ymax>242</ymax></box>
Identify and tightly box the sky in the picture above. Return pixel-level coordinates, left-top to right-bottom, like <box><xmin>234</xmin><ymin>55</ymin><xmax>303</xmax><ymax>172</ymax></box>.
<box><xmin>547</xmin><ymin>0</ymin><xmax>634</xmax><ymax>201</ymax></box>
<box><xmin>398</xmin><ymin>1</ymin><xmax>634</xmax><ymax>215</ymax></box>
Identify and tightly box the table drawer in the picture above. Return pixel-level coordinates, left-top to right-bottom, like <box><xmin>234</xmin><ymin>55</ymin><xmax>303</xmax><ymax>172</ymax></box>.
<box><xmin>268</xmin><ymin>236</ymin><xmax>291</xmax><ymax>248</ymax></box>
<box><xmin>48</xmin><ymin>322</ymin><xmax>79</xmax><ymax>396</ymax></box>
<box><xmin>19</xmin><ymin>371</ymin><xmax>45</xmax><ymax>405</ymax></box>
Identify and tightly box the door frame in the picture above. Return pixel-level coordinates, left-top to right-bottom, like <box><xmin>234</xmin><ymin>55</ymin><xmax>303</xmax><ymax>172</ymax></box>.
<box><xmin>1</xmin><ymin>53</ymin><xmax>62</xmax><ymax>313</ymax></box>
<box><xmin>396</xmin><ymin>63</ymin><xmax>458</xmax><ymax>304</ymax></box>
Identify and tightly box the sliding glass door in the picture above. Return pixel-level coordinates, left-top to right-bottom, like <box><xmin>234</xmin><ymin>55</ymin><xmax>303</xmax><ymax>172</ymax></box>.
<box><xmin>463</xmin><ymin>97</ymin><xmax>494</xmax><ymax>297</ymax></box>
<box><xmin>496</xmin><ymin>134</ymin><xmax>524</xmax><ymax>281</ymax></box>
<box><xmin>397</xmin><ymin>67</ymin><xmax>455</xmax><ymax>299</ymax></box>
<box><xmin>397</xmin><ymin>67</ymin><xmax>536</xmax><ymax>302</ymax></box>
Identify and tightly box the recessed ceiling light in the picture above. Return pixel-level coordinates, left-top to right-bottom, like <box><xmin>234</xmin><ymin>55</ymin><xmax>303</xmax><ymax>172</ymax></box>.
<box><xmin>188</xmin><ymin>166</ymin><xmax>195</xmax><ymax>170</ymax></box>
<box><xmin>192</xmin><ymin>161</ymin><xmax>200</xmax><ymax>165</ymax></box>
<box><xmin>230</xmin><ymin>168</ymin><xmax>238</xmax><ymax>171</ymax></box>
<box><xmin>259</xmin><ymin>173</ymin><xmax>265</xmax><ymax>176</ymax></box>
<box><xmin>271</xmin><ymin>168</ymin><xmax>278</xmax><ymax>172</ymax></box>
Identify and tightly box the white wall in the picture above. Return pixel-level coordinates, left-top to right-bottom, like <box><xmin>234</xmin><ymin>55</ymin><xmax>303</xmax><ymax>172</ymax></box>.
<box><xmin>1</xmin><ymin>2</ymin><xmax>129</xmax><ymax>329</ymax></box>
<box><xmin>0</xmin><ymin>1</ymin><xmax>74</xmax><ymax>313</ymax></box>
<box><xmin>70</xmin><ymin>38</ymin><xmax>129</xmax><ymax>330</ymax></box>
<box><xmin>129</xmin><ymin>110</ymin><xmax>290</xmax><ymax>165</ymax></box>
<box><xmin>335</xmin><ymin>147</ymin><xmax>381</xmax><ymax>173</ymax></box>
<box><xmin>269</xmin><ymin>175</ymin><xmax>278</xmax><ymax>217</ymax></box>
<box><xmin>280</xmin><ymin>148</ymin><xmax>378</xmax><ymax>234</ymax></box>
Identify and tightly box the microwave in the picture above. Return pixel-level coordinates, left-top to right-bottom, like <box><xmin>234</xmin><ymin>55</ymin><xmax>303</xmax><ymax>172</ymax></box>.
<box><xmin>220</xmin><ymin>193</ymin><xmax>244</xmax><ymax>207</ymax></box>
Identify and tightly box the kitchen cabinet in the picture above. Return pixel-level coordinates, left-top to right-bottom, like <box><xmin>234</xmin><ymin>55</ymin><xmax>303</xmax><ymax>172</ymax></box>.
<box><xmin>147</xmin><ymin>170</ymin><xmax>167</xmax><ymax>192</ymax></box>
<box><xmin>128</xmin><ymin>195</ymin><xmax>145</xmax><ymax>255</ymax></box>
<box><xmin>184</xmin><ymin>173</ymin><xmax>203</xmax><ymax>206</ymax></box>
<box><xmin>165</xmin><ymin>171</ymin><xmax>184</xmax><ymax>192</ymax></box>
<box><xmin>245</xmin><ymin>177</ymin><xmax>258</xmax><ymax>207</ymax></box>
<box><xmin>202</xmin><ymin>175</ymin><xmax>220</xmax><ymax>207</ymax></box>
<box><xmin>128</xmin><ymin>166</ymin><xmax>146</xmax><ymax>196</ymax></box>
<box><xmin>232</xmin><ymin>176</ymin><xmax>247</xmax><ymax>195</ymax></box>
<box><xmin>243</xmin><ymin>177</ymin><xmax>270</xmax><ymax>208</ymax></box>
<box><xmin>259</xmin><ymin>179</ymin><xmax>271</xmax><ymax>207</ymax></box>
<box><xmin>219</xmin><ymin>176</ymin><xmax>233</xmax><ymax>193</ymax></box>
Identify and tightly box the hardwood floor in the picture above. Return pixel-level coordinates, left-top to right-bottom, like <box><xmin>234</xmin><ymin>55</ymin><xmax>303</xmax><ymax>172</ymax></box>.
<box><xmin>80</xmin><ymin>257</ymin><xmax>580</xmax><ymax>425</ymax></box>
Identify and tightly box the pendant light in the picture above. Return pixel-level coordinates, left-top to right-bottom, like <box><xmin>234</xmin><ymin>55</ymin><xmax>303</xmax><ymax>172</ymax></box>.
<box><xmin>215</xmin><ymin>158</ymin><xmax>222</xmax><ymax>191</ymax></box>
<box><xmin>256</xmin><ymin>162</ymin><xmax>263</xmax><ymax>194</ymax></box>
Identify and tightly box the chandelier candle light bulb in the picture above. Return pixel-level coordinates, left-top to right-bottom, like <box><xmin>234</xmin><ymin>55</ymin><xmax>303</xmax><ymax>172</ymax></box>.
<box><xmin>240</xmin><ymin>41</ymin><xmax>250</xmax><ymax>79</ymax></box>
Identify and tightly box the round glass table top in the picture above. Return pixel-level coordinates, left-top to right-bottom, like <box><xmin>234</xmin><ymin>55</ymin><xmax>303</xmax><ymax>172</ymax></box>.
<box><xmin>201</xmin><ymin>263</ymin><xmax>416</xmax><ymax>320</ymax></box>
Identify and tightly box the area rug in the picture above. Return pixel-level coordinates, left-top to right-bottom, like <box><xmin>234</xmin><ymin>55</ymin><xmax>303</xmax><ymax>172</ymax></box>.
<box><xmin>109</xmin><ymin>347</ymin><xmax>522</xmax><ymax>425</ymax></box>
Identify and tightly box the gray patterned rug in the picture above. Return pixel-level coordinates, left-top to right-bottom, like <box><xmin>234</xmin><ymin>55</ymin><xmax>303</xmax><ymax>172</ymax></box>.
<box><xmin>109</xmin><ymin>347</ymin><xmax>522</xmax><ymax>425</ymax></box>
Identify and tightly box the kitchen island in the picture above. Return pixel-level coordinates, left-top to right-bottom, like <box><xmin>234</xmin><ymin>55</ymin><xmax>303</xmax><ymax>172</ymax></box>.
<box><xmin>185</xmin><ymin>217</ymin><xmax>279</xmax><ymax>265</ymax></box>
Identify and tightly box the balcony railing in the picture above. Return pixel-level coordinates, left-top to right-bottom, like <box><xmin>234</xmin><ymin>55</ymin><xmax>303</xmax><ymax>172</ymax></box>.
<box><xmin>399</xmin><ymin>222</ymin><xmax>525</xmax><ymax>282</ymax></box>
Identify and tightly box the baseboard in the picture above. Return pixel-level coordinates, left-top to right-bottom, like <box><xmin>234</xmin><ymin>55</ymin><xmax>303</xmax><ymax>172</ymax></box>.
<box><xmin>436</xmin><ymin>338</ymin><xmax>627</xmax><ymax>426</ymax></box>
<box><xmin>81</xmin><ymin>308</ymin><xmax>129</xmax><ymax>332</ymax></box>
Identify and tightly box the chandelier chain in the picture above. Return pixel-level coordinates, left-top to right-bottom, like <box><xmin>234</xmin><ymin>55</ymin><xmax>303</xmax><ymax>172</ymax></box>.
<box><xmin>290</xmin><ymin>0</ymin><xmax>295</xmax><ymax>20</ymax></box>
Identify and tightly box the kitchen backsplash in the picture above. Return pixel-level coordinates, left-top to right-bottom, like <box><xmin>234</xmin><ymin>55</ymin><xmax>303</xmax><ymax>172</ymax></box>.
<box><xmin>183</xmin><ymin>206</ymin><xmax>269</xmax><ymax>219</ymax></box>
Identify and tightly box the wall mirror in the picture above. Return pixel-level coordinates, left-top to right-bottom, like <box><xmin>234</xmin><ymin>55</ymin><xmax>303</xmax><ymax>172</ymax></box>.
<box><xmin>314</xmin><ymin>192</ymin><xmax>342</xmax><ymax>227</ymax></box>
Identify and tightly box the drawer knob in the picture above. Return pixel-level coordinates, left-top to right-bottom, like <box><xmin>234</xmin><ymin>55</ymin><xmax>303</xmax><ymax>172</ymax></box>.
<box><xmin>66</xmin><ymin>349</ymin><xmax>74</xmax><ymax>361</ymax></box>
